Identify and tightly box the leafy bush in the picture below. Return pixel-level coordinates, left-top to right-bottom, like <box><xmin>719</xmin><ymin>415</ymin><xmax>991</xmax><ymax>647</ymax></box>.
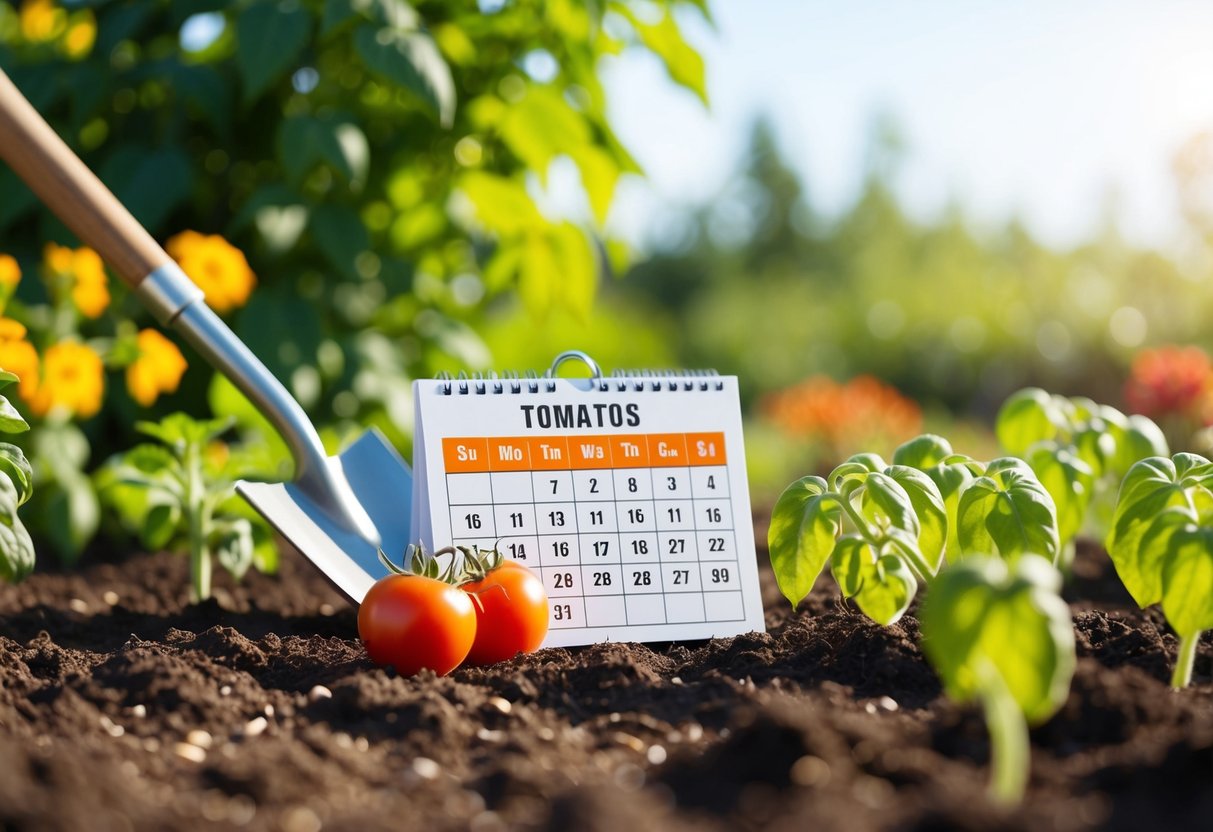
<box><xmin>0</xmin><ymin>369</ymin><xmax>33</xmax><ymax>583</ymax></box>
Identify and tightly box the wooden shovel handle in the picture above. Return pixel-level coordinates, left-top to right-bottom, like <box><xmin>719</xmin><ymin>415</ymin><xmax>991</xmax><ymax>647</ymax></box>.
<box><xmin>0</xmin><ymin>68</ymin><xmax>168</xmax><ymax>288</ymax></box>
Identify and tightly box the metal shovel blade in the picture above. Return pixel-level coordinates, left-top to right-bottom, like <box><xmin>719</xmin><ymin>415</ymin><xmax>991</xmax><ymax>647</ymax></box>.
<box><xmin>237</xmin><ymin>428</ymin><xmax>411</xmax><ymax>603</ymax></box>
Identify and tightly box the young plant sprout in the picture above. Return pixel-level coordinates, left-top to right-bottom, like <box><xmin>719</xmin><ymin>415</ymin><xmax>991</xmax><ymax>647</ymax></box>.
<box><xmin>1106</xmin><ymin>453</ymin><xmax>1213</xmax><ymax>688</ymax></box>
<box><xmin>768</xmin><ymin>451</ymin><xmax>947</xmax><ymax>624</ymax></box>
<box><xmin>0</xmin><ymin>369</ymin><xmax>34</xmax><ymax>583</ymax></box>
<box><xmin>920</xmin><ymin>555</ymin><xmax>1075</xmax><ymax>804</ymax></box>
<box><xmin>101</xmin><ymin>413</ymin><xmax>275</xmax><ymax>602</ymax></box>
<box><xmin>996</xmin><ymin>388</ymin><xmax>1168</xmax><ymax>559</ymax></box>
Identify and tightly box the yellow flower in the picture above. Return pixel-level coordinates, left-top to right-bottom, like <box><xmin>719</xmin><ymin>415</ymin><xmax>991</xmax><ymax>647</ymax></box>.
<box><xmin>28</xmin><ymin>340</ymin><xmax>104</xmax><ymax>419</ymax></box>
<box><xmin>165</xmin><ymin>231</ymin><xmax>256</xmax><ymax>314</ymax></box>
<box><xmin>0</xmin><ymin>255</ymin><xmax>20</xmax><ymax>290</ymax></box>
<box><xmin>0</xmin><ymin>318</ymin><xmax>40</xmax><ymax>403</ymax></box>
<box><xmin>125</xmin><ymin>329</ymin><xmax>187</xmax><ymax>407</ymax></box>
<box><xmin>43</xmin><ymin>242</ymin><xmax>110</xmax><ymax>318</ymax></box>
<box><xmin>19</xmin><ymin>0</ymin><xmax>63</xmax><ymax>43</ymax></box>
<box><xmin>62</xmin><ymin>15</ymin><xmax>96</xmax><ymax>60</ymax></box>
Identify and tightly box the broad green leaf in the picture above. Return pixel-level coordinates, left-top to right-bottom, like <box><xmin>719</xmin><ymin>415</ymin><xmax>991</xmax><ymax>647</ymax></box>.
<box><xmin>142</xmin><ymin>501</ymin><xmax>181</xmax><ymax>550</ymax></box>
<box><xmin>921</xmin><ymin>555</ymin><xmax>1074</xmax><ymax>724</ymax></box>
<box><xmin>571</xmin><ymin>144</ymin><xmax>620</xmax><ymax>227</ymax></box>
<box><xmin>852</xmin><ymin>554</ymin><xmax>916</xmax><ymax>626</ymax></box>
<box><xmin>885</xmin><ymin>465</ymin><xmax>947</xmax><ymax>573</ymax></box>
<box><xmin>0</xmin><ymin>371</ymin><xmax>18</xmax><ymax>389</ymax></box>
<box><xmin>548</xmin><ymin>222</ymin><xmax>597</xmax><ymax>321</ymax></box>
<box><xmin>499</xmin><ymin>87</ymin><xmax>591</xmax><ymax>176</ymax></box>
<box><xmin>236</xmin><ymin>0</ymin><xmax>312</xmax><ymax>104</ymax></box>
<box><xmin>103</xmin><ymin>146</ymin><xmax>193</xmax><ymax>234</ymax></box>
<box><xmin>0</xmin><ymin>475</ymin><xmax>34</xmax><ymax>582</ymax></box>
<box><xmin>137</xmin><ymin>414</ymin><xmax>234</xmax><ymax>450</ymax></box>
<box><xmin>860</xmin><ymin>471</ymin><xmax>920</xmax><ymax>540</ymax></box>
<box><xmin>995</xmin><ymin>388</ymin><xmax>1066</xmax><ymax>456</ymax></box>
<box><xmin>768</xmin><ymin>476</ymin><xmax>842</xmax><ymax>607</ymax></box>
<box><xmin>0</xmin><ymin>444</ymin><xmax>33</xmax><ymax>506</ymax></box>
<box><xmin>0</xmin><ymin>396</ymin><xmax>28</xmax><ymax>433</ymax></box>
<box><xmin>1124</xmin><ymin>508</ymin><xmax>1193</xmax><ymax>608</ymax></box>
<box><xmin>1161</xmin><ymin>526</ymin><xmax>1213</xmax><ymax>638</ymax></box>
<box><xmin>518</xmin><ymin>231</ymin><xmax>559</xmax><ymax>319</ymax></box>
<box><xmin>279</xmin><ymin>116</ymin><xmax>370</xmax><ymax>191</ymax></box>
<box><xmin>458</xmin><ymin>172</ymin><xmax>543</xmax><ymax>236</ymax></box>
<box><xmin>829</xmin><ymin>534</ymin><xmax>870</xmax><ymax>597</ymax></box>
<box><xmin>354</xmin><ymin>24</ymin><xmax>455</xmax><ymax>126</ymax></box>
<box><xmin>957</xmin><ymin>457</ymin><xmax>1059</xmax><ymax>564</ymax></box>
<box><xmin>925</xmin><ymin>462</ymin><xmax>975</xmax><ymax>561</ymax></box>
<box><xmin>1026</xmin><ymin>445</ymin><xmax>1094</xmax><ymax>546</ymax></box>
<box><xmin>1072</xmin><ymin>427</ymin><xmax>1116</xmax><ymax>479</ymax></box>
<box><xmin>213</xmin><ymin>519</ymin><xmax>255</xmax><ymax>580</ymax></box>
<box><xmin>893</xmin><ymin>433</ymin><xmax>953</xmax><ymax>469</ymax></box>
<box><xmin>1113</xmin><ymin>415</ymin><xmax>1169</xmax><ymax>475</ymax></box>
<box><xmin>636</xmin><ymin>12</ymin><xmax>708</xmax><ymax>104</ymax></box>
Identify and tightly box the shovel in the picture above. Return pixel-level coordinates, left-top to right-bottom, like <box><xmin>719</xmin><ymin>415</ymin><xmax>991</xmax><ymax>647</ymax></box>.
<box><xmin>0</xmin><ymin>69</ymin><xmax>407</xmax><ymax>603</ymax></box>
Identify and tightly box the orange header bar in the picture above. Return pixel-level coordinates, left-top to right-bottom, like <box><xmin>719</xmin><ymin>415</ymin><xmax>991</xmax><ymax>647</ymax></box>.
<box><xmin>647</xmin><ymin>433</ymin><xmax>688</xmax><ymax>467</ymax></box>
<box><xmin>686</xmin><ymin>432</ymin><xmax>727</xmax><ymax>465</ymax></box>
<box><xmin>441</xmin><ymin>433</ymin><xmax>727</xmax><ymax>472</ymax></box>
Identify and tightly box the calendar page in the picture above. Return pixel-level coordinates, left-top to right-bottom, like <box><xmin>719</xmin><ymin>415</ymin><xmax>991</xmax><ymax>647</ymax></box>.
<box><xmin>411</xmin><ymin>374</ymin><xmax>766</xmax><ymax>648</ymax></box>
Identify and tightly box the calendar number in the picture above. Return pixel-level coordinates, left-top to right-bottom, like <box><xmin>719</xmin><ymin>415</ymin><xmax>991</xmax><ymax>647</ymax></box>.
<box><xmin>553</xmin><ymin>603</ymin><xmax>573</xmax><ymax>621</ymax></box>
<box><xmin>507</xmin><ymin>542</ymin><xmax>527</xmax><ymax>560</ymax></box>
<box><xmin>667</xmin><ymin>476</ymin><xmax>677</xmax><ymax>491</ymax></box>
<box><xmin>667</xmin><ymin>506</ymin><xmax>682</xmax><ymax>523</ymax></box>
<box><xmin>550</xmin><ymin>479</ymin><xmax>559</xmax><ymax>495</ymax></box>
<box><xmin>549</xmin><ymin>510</ymin><xmax>566</xmax><ymax>527</ymax></box>
<box><xmin>554</xmin><ymin>572</ymin><xmax>574</xmax><ymax>588</ymax></box>
<box><xmin>552</xmin><ymin>541</ymin><xmax>570</xmax><ymax>557</ymax></box>
<box><xmin>705</xmin><ymin>507</ymin><xmax>722</xmax><ymax>523</ymax></box>
<box><xmin>593</xmin><ymin>540</ymin><xmax>610</xmax><ymax>557</ymax></box>
<box><xmin>672</xmin><ymin>569</ymin><xmax>690</xmax><ymax>585</ymax></box>
<box><xmin>627</xmin><ymin>477</ymin><xmax>638</xmax><ymax>493</ymax></box>
<box><xmin>589</xmin><ymin>509</ymin><xmax>604</xmax><ymax>525</ymax></box>
<box><xmin>509</xmin><ymin>512</ymin><xmax>524</xmax><ymax>528</ymax></box>
<box><xmin>592</xmin><ymin>571</ymin><xmax>612</xmax><ymax>587</ymax></box>
<box><xmin>668</xmin><ymin>537</ymin><xmax>685</xmax><ymax>555</ymax></box>
<box><xmin>632</xmin><ymin>570</ymin><xmax>652</xmax><ymax>587</ymax></box>
<box><xmin>708</xmin><ymin>537</ymin><xmax>726</xmax><ymax>552</ymax></box>
<box><xmin>465</xmin><ymin>513</ymin><xmax>482</xmax><ymax>529</ymax></box>
<box><xmin>711</xmin><ymin>567</ymin><xmax>730</xmax><ymax>584</ymax></box>
<box><xmin>589</xmin><ymin>477</ymin><xmax>600</xmax><ymax>494</ymax></box>
<box><xmin>631</xmin><ymin>539</ymin><xmax>648</xmax><ymax>555</ymax></box>
<box><xmin>628</xmin><ymin>507</ymin><xmax>645</xmax><ymax>524</ymax></box>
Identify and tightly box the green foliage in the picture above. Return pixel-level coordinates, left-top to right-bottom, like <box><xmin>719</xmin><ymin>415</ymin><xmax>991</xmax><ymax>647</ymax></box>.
<box><xmin>920</xmin><ymin>555</ymin><xmax>1075</xmax><ymax>804</ymax></box>
<box><xmin>995</xmin><ymin>388</ymin><xmax>1168</xmax><ymax>554</ymax></box>
<box><xmin>0</xmin><ymin>370</ymin><xmax>33</xmax><ymax>583</ymax></box>
<box><xmin>956</xmin><ymin>457</ymin><xmax>1061</xmax><ymax>566</ymax></box>
<box><xmin>767</xmin><ymin>453</ymin><xmax>945</xmax><ymax>624</ymax></box>
<box><xmin>100</xmin><ymin>413</ymin><xmax>276</xmax><ymax>602</ymax></box>
<box><xmin>1105</xmin><ymin>453</ymin><xmax>1213</xmax><ymax>686</ymax></box>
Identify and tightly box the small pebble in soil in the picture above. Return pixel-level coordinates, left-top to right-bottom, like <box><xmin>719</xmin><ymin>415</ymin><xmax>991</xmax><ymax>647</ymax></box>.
<box><xmin>790</xmin><ymin>754</ymin><xmax>831</xmax><ymax>787</ymax></box>
<box><xmin>102</xmin><ymin>591</ymin><xmax>119</xmax><ymax>606</ymax></box>
<box><xmin>173</xmin><ymin>742</ymin><xmax>207</xmax><ymax>763</ymax></box>
<box><xmin>99</xmin><ymin>715</ymin><xmax>124</xmax><ymax>737</ymax></box>
<box><xmin>131</xmin><ymin>704</ymin><xmax>147</xmax><ymax>718</ymax></box>
<box><xmin>487</xmin><ymin>696</ymin><xmax>511</xmax><ymax>715</ymax></box>
<box><xmin>185</xmin><ymin>729</ymin><xmax>213</xmax><ymax>749</ymax></box>
<box><xmin>646</xmin><ymin>745</ymin><xmax>667</xmax><ymax>765</ymax></box>
<box><xmin>281</xmin><ymin>806</ymin><xmax>322</xmax><ymax>832</ymax></box>
<box><xmin>319</xmin><ymin>604</ymin><xmax>335</xmax><ymax>616</ymax></box>
<box><xmin>411</xmin><ymin>757</ymin><xmax>441</xmax><ymax>780</ymax></box>
<box><xmin>613</xmin><ymin>763</ymin><xmax>645</xmax><ymax>791</ymax></box>
<box><xmin>228</xmin><ymin>794</ymin><xmax>257</xmax><ymax>827</ymax></box>
<box><xmin>243</xmin><ymin>717</ymin><xmax>268</xmax><ymax>738</ymax></box>
<box><xmin>264</xmin><ymin>704</ymin><xmax>275</xmax><ymax>717</ymax></box>
<box><xmin>476</xmin><ymin>728</ymin><xmax>505</xmax><ymax>743</ymax></box>
<box><xmin>878</xmin><ymin>696</ymin><xmax>899</xmax><ymax>712</ymax></box>
<box><xmin>307</xmin><ymin>685</ymin><xmax>332</xmax><ymax>702</ymax></box>
<box><xmin>143</xmin><ymin>737</ymin><xmax>160</xmax><ymax>753</ymax></box>
<box><xmin>685</xmin><ymin>723</ymin><xmax>703</xmax><ymax>742</ymax></box>
<box><xmin>612</xmin><ymin>732</ymin><xmax>645</xmax><ymax>754</ymax></box>
<box><xmin>69</xmin><ymin>598</ymin><xmax>89</xmax><ymax>614</ymax></box>
<box><xmin>670</xmin><ymin>676</ymin><xmax>683</xmax><ymax>685</ymax></box>
<box><xmin>220</xmin><ymin>685</ymin><xmax>232</xmax><ymax>696</ymax></box>
<box><xmin>864</xmin><ymin>702</ymin><xmax>879</xmax><ymax>715</ymax></box>
<box><xmin>537</xmin><ymin>726</ymin><xmax>555</xmax><ymax>741</ymax></box>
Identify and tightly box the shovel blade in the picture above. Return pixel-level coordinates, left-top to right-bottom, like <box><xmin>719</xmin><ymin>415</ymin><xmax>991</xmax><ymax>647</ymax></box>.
<box><xmin>236</xmin><ymin>428</ymin><xmax>411</xmax><ymax>603</ymax></box>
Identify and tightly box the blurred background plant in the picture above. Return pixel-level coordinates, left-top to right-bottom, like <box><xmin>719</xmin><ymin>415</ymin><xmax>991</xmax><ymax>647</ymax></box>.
<box><xmin>2</xmin><ymin>0</ymin><xmax>1213</xmax><ymax>570</ymax></box>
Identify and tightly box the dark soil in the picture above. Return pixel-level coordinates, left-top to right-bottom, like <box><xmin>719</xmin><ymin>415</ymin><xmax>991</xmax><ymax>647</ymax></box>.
<box><xmin>0</xmin><ymin>537</ymin><xmax>1209</xmax><ymax>832</ymax></box>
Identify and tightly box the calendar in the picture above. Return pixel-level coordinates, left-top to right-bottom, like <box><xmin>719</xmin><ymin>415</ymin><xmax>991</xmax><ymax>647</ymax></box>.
<box><xmin>410</xmin><ymin>352</ymin><xmax>765</xmax><ymax>648</ymax></box>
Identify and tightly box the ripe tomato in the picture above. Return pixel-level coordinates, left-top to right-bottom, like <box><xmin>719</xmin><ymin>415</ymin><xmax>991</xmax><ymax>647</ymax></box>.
<box><xmin>357</xmin><ymin>574</ymin><xmax>476</xmax><ymax>676</ymax></box>
<box><xmin>461</xmin><ymin>560</ymin><xmax>549</xmax><ymax>666</ymax></box>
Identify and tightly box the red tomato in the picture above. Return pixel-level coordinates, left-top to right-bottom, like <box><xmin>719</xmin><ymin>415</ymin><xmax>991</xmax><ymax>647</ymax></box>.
<box><xmin>357</xmin><ymin>574</ymin><xmax>476</xmax><ymax>676</ymax></box>
<box><xmin>461</xmin><ymin>560</ymin><xmax>549</xmax><ymax>666</ymax></box>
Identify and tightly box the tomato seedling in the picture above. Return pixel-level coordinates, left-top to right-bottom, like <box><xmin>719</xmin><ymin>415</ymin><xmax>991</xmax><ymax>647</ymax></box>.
<box><xmin>768</xmin><ymin>451</ymin><xmax>947</xmax><ymax>624</ymax></box>
<box><xmin>359</xmin><ymin>546</ymin><xmax>478</xmax><ymax>676</ymax></box>
<box><xmin>1106</xmin><ymin>453</ymin><xmax>1213</xmax><ymax>687</ymax></box>
<box><xmin>996</xmin><ymin>388</ymin><xmax>1167</xmax><ymax>559</ymax></box>
<box><xmin>920</xmin><ymin>555</ymin><xmax>1075</xmax><ymax>805</ymax></box>
<box><xmin>0</xmin><ymin>369</ymin><xmax>33</xmax><ymax>583</ymax></box>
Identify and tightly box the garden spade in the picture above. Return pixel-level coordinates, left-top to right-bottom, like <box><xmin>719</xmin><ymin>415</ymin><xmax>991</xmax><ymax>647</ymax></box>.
<box><xmin>0</xmin><ymin>69</ymin><xmax>406</xmax><ymax>602</ymax></box>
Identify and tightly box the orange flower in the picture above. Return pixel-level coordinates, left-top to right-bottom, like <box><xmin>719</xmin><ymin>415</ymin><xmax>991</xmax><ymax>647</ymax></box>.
<box><xmin>0</xmin><ymin>318</ymin><xmax>39</xmax><ymax>403</ymax></box>
<box><xmin>27</xmin><ymin>340</ymin><xmax>104</xmax><ymax>419</ymax></box>
<box><xmin>165</xmin><ymin>231</ymin><xmax>256</xmax><ymax>313</ymax></box>
<box><xmin>43</xmin><ymin>242</ymin><xmax>110</xmax><ymax>318</ymax></box>
<box><xmin>125</xmin><ymin>329</ymin><xmax>187</xmax><ymax>407</ymax></box>
<box><xmin>1124</xmin><ymin>346</ymin><xmax>1213</xmax><ymax>421</ymax></box>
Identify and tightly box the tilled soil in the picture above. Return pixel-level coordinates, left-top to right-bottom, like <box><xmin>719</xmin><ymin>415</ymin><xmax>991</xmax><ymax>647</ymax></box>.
<box><xmin>0</xmin><ymin>538</ymin><xmax>1209</xmax><ymax>832</ymax></box>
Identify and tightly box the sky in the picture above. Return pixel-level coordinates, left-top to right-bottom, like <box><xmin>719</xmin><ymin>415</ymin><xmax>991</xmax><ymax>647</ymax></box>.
<box><xmin>597</xmin><ymin>0</ymin><xmax>1213</xmax><ymax>252</ymax></box>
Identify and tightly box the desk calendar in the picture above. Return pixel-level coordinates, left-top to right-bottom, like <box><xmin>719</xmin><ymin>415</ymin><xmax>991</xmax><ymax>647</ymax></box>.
<box><xmin>410</xmin><ymin>352</ymin><xmax>765</xmax><ymax>648</ymax></box>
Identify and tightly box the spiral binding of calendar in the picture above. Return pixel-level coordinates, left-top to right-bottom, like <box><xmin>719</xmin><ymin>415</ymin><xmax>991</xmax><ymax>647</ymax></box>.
<box><xmin>436</xmin><ymin>350</ymin><xmax>723</xmax><ymax>395</ymax></box>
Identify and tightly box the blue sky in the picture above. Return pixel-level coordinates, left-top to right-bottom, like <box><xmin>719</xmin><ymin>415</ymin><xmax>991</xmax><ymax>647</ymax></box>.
<box><xmin>597</xmin><ymin>0</ymin><xmax>1213</xmax><ymax>252</ymax></box>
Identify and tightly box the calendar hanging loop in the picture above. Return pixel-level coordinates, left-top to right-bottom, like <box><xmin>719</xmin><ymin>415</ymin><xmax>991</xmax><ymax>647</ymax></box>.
<box><xmin>545</xmin><ymin>350</ymin><xmax>603</xmax><ymax>380</ymax></box>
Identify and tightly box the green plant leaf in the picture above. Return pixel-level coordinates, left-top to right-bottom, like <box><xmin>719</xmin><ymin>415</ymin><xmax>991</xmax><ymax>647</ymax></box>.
<box><xmin>213</xmin><ymin>518</ymin><xmax>255</xmax><ymax>580</ymax></box>
<box><xmin>0</xmin><ymin>474</ymin><xmax>34</xmax><ymax>582</ymax></box>
<box><xmin>925</xmin><ymin>461</ymin><xmax>975</xmax><ymax>561</ymax></box>
<box><xmin>279</xmin><ymin>116</ymin><xmax>371</xmax><ymax>191</ymax></box>
<box><xmin>852</xmin><ymin>554</ymin><xmax>916</xmax><ymax>626</ymax></box>
<box><xmin>310</xmin><ymin>203</ymin><xmax>372</xmax><ymax>280</ymax></box>
<box><xmin>0</xmin><ymin>444</ymin><xmax>34</xmax><ymax>506</ymax></box>
<box><xmin>1113</xmin><ymin>415</ymin><xmax>1169</xmax><ymax>476</ymax></box>
<box><xmin>236</xmin><ymin>0</ymin><xmax>312</xmax><ymax>104</ymax></box>
<box><xmin>768</xmin><ymin>476</ymin><xmax>842</xmax><ymax>607</ymax></box>
<box><xmin>142</xmin><ymin>500</ymin><xmax>181</xmax><ymax>550</ymax></box>
<box><xmin>635</xmin><ymin>11</ymin><xmax>708</xmax><ymax>104</ymax></box>
<box><xmin>458</xmin><ymin>172</ymin><xmax>543</xmax><ymax>236</ymax></box>
<box><xmin>995</xmin><ymin>388</ymin><xmax>1067</xmax><ymax>456</ymax></box>
<box><xmin>893</xmin><ymin>433</ymin><xmax>953</xmax><ymax>469</ymax></box>
<box><xmin>829</xmin><ymin>534</ymin><xmax>870</xmax><ymax>598</ymax></box>
<box><xmin>957</xmin><ymin>457</ymin><xmax>1060</xmax><ymax>564</ymax></box>
<box><xmin>1161</xmin><ymin>526</ymin><xmax>1213</xmax><ymax>639</ymax></box>
<box><xmin>884</xmin><ymin>465</ymin><xmax>947</xmax><ymax>573</ymax></box>
<box><xmin>354</xmin><ymin>24</ymin><xmax>455</xmax><ymax>126</ymax></box>
<box><xmin>859</xmin><ymin>471</ymin><xmax>920</xmax><ymax>540</ymax></box>
<box><xmin>1025</xmin><ymin>444</ymin><xmax>1094</xmax><ymax>547</ymax></box>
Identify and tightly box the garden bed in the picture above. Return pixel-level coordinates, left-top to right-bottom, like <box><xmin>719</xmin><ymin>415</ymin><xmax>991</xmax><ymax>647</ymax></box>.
<box><xmin>0</xmin><ymin>533</ymin><xmax>1209</xmax><ymax>832</ymax></box>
